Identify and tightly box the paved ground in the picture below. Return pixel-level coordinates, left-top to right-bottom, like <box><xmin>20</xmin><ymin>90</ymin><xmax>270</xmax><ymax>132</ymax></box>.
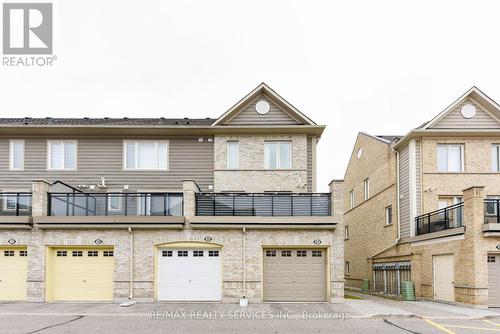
<box><xmin>2</xmin><ymin>292</ymin><xmax>500</xmax><ymax>333</ymax></box>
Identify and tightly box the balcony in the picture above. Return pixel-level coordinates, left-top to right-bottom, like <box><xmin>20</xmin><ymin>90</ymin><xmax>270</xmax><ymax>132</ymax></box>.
<box><xmin>48</xmin><ymin>192</ymin><xmax>183</xmax><ymax>216</ymax></box>
<box><xmin>0</xmin><ymin>192</ymin><xmax>32</xmax><ymax>216</ymax></box>
<box><xmin>415</xmin><ymin>202</ymin><xmax>464</xmax><ymax>236</ymax></box>
<box><xmin>485</xmin><ymin>199</ymin><xmax>500</xmax><ymax>225</ymax></box>
<box><xmin>195</xmin><ymin>192</ymin><xmax>331</xmax><ymax>216</ymax></box>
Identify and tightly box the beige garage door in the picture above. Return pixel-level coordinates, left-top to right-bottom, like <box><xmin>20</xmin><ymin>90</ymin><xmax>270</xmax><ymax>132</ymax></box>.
<box><xmin>488</xmin><ymin>255</ymin><xmax>500</xmax><ymax>307</ymax></box>
<box><xmin>47</xmin><ymin>248</ymin><xmax>114</xmax><ymax>301</ymax></box>
<box><xmin>263</xmin><ymin>248</ymin><xmax>327</xmax><ymax>302</ymax></box>
<box><xmin>433</xmin><ymin>254</ymin><xmax>454</xmax><ymax>302</ymax></box>
<box><xmin>0</xmin><ymin>248</ymin><xmax>28</xmax><ymax>301</ymax></box>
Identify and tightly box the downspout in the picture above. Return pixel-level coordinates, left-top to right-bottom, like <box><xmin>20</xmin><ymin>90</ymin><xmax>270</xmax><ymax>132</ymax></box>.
<box><xmin>240</xmin><ymin>227</ymin><xmax>248</xmax><ymax>307</ymax></box>
<box><xmin>128</xmin><ymin>227</ymin><xmax>134</xmax><ymax>300</ymax></box>
<box><xmin>395</xmin><ymin>149</ymin><xmax>401</xmax><ymax>241</ymax></box>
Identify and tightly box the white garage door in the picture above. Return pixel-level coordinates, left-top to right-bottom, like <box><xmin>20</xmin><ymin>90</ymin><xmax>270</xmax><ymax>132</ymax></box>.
<box><xmin>157</xmin><ymin>249</ymin><xmax>221</xmax><ymax>301</ymax></box>
<box><xmin>433</xmin><ymin>254</ymin><xmax>454</xmax><ymax>302</ymax></box>
<box><xmin>488</xmin><ymin>255</ymin><xmax>500</xmax><ymax>307</ymax></box>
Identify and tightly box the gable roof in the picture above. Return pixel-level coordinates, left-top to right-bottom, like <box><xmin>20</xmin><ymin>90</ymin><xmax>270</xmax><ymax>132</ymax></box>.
<box><xmin>423</xmin><ymin>86</ymin><xmax>500</xmax><ymax>129</ymax></box>
<box><xmin>212</xmin><ymin>82</ymin><xmax>317</xmax><ymax>126</ymax></box>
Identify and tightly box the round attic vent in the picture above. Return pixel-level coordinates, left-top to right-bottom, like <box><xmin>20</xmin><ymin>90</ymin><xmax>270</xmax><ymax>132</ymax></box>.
<box><xmin>255</xmin><ymin>100</ymin><xmax>270</xmax><ymax>115</ymax></box>
<box><xmin>357</xmin><ymin>148</ymin><xmax>363</xmax><ymax>159</ymax></box>
<box><xmin>461</xmin><ymin>104</ymin><xmax>476</xmax><ymax>119</ymax></box>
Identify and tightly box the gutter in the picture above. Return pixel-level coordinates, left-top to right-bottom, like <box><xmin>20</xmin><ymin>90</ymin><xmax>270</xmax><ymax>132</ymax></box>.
<box><xmin>129</xmin><ymin>227</ymin><xmax>134</xmax><ymax>300</ymax></box>
<box><xmin>239</xmin><ymin>227</ymin><xmax>248</xmax><ymax>307</ymax></box>
<box><xmin>395</xmin><ymin>148</ymin><xmax>401</xmax><ymax>241</ymax></box>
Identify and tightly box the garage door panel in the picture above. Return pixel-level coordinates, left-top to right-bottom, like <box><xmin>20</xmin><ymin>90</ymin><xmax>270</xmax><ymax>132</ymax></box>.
<box><xmin>488</xmin><ymin>255</ymin><xmax>500</xmax><ymax>307</ymax></box>
<box><xmin>50</xmin><ymin>248</ymin><xmax>114</xmax><ymax>301</ymax></box>
<box><xmin>158</xmin><ymin>248</ymin><xmax>221</xmax><ymax>301</ymax></box>
<box><xmin>0</xmin><ymin>249</ymin><xmax>28</xmax><ymax>301</ymax></box>
<box><xmin>263</xmin><ymin>249</ymin><xmax>327</xmax><ymax>302</ymax></box>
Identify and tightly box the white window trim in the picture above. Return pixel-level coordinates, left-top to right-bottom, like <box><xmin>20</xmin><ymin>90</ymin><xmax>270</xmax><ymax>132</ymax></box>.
<box><xmin>385</xmin><ymin>206</ymin><xmax>393</xmax><ymax>226</ymax></box>
<box><xmin>9</xmin><ymin>140</ymin><xmax>25</xmax><ymax>171</ymax></box>
<box><xmin>122</xmin><ymin>140</ymin><xmax>169</xmax><ymax>171</ymax></box>
<box><xmin>492</xmin><ymin>144</ymin><xmax>500</xmax><ymax>173</ymax></box>
<box><xmin>345</xmin><ymin>261</ymin><xmax>350</xmax><ymax>275</ymax></box>
<box><xmin>437</xmin><ymin>144</ymin><xmax>464</xmax><ymax>173</ymax></box>
<box><xmin>364</xmin><ymin>178</ymin><xmax>370</xmax><ymax>201</ymax></box>
<box><xmin>47</xmin><ymin>140</ymin><xmax>78</xmax><ymax>170</ymax></box>
<box><xmin>226</xmin><ymin>141</ymin><xmax>239</xmax><ymax>169</ymax></box>
<box><xmin>107</xmin><ymin>191</ymin><xmax>122</xmax><ymax>211</ymax></box>
<box><xmin>344</xmin><ymin>225</ymin><xmax>349</xmax><ymax>240</ymax></box>
<box><xmin>264</xmin><ymin>141</ymin><xmax>292</xmax><ymax>169</ymax></box>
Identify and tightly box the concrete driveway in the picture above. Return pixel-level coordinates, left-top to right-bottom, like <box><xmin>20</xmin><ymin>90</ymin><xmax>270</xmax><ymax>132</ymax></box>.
<box><xmin>1</xmin><ymin>292</ymin><xmax>500</xmax><ymax>334</ymax></box>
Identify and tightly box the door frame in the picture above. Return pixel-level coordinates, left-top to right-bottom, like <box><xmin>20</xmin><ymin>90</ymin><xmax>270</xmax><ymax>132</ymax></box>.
<box><xmin>154</xmin><ymin>241</ymin><xmax>223</xmax><ymax>302</ymax></box>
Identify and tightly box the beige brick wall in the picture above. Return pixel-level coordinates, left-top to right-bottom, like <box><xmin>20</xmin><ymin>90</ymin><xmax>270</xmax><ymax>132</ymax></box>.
<box><xmin>0</xmin><ymin>227</ymin><xmax>343</xmax><ymax>303</ymax></box>
<box><xmin>213</xmin><ymin>134</ymin><xmax>309</xmax><ymax>192</ymax></box>
<box><xmin>343</xmin><ymin>134</ymin><xmax>398</xmax><ymax>288</ymax></box>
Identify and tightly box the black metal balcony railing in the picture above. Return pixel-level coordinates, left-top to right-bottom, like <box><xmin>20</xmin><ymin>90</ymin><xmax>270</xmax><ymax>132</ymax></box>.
<box><xmin>415</xmin><ymin>202</ymin><xmax>464</xmax><ymax>236</ymax></box>
<box><xmin>196</xmin><ymin>193</ymin><xmax>331</xmax><ymax>216</ymax></box>
<box><xmin>48</xmin><ymin>192</ymin><xmax>183</xmax><ymax>216</ymax></box>
<box><xmin>0</xmin><ymin>192</ymin><xmax>32</xmax><ymax>216</ymax></box>
<box><xmin>485</xmin><ymin>199</ymin><xmax>500</xmax><ymax>224</ymax></box>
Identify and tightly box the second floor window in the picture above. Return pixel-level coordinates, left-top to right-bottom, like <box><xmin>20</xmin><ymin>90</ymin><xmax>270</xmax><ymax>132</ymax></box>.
<box><xmin>364</xmin><ymin>178</ymin><xmax>370</xmax><ymax>200</ymax></box>
<box><xmin>124</xmin><ymin>140</ymin><xmax>168</xmax><ymax>170</ymax></box>
<box><xmin>349</xmin><ymin>190</ymin><xmax>355</xmax><ymax>209</ymax></box>
<box><xmin>48</xmin><ymin>140</ymin><xmax>77</xmax><ymax>170</ymax></box>
<box><xmin>385</xmin><ymin>206</ymin><xmax>393</xmax><ymax>225</ymax></box>
<box><xmin>492</xmin><ymin>144</ymin><xmax>500</xmax><ymax>172</ymax></box>
<box><xmin>437</xmin><ymin>144</ymin><xmax>464</xmax><ymax>172</ymax></box>
<box><xmin>227</xmin><ymin>141</ymin><xmax>239</xmax><ymax>169</ymax></box>
<box><xmin>9</xmin><ymin>140</ymin><xmax>24</xmax><ymax>170</ymax></box>
<box><xmin>265</xmin><ymin>142</ymin><xmax>291</xmax><ymax>169</ymax></box>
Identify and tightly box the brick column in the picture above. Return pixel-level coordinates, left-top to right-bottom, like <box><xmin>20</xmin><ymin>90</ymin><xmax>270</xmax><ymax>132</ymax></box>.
<box><xmin>329</xmin><ymin>180</ymin><xmax>345</xmax><ymax>301</ymax></box>
<box><xmin>31</xmin><ymin>180</ymin><xmax>52</xmax><ymax>216</ymax></box>
<box><xmin>454</xmin><ymin>186</ymin><xmax>488</xmax><ymax>306</ymax></box>
<box><xmin>182</xmin><ymin>180</ymin><xmax>200</xmax><ymax>217</ymax></box>
<box><xmin>27</xmin><ymin>180</ymin><xmax>52</xmax><ymax>302</ymax></box>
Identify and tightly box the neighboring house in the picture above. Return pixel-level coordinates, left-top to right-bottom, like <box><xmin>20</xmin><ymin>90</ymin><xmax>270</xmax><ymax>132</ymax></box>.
<box><xmin>343</xmin><ymin>86</ymin><xmax>500</xmax><ymax>307</ymax></box>
<box><xmin>0</xmin><ymin>83</ymin><xmax>344</xmax><ymax>303</ymax></box>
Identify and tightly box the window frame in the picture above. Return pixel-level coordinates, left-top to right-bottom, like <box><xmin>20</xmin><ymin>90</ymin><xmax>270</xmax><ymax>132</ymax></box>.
<box><xmin>385</xmin><ymin>205</ymin><xmax>393</xmax><ymax>226</ymax></box>
<box><xmin>47</xmin><ymin>140</ymin><xmax>78</xmax><ymax>171</ymax></box>
<box><xmin>122</xmin><ymin>140</ymin><xmax>169</xmax><ymax>171</ymax></box>
<box><xmin>2</xmin><ymin>190</ymin><xmax>30</xmax><ymax>212</ymax></box>
<box><xmin>344</xmin><ymin>225</ymin><xmax>349</xmax><ymax>240</ymax></box>
<box><xmin>345</xmin><ymin>261</ymin><xmax>350</xmax><ymax>275</ymax></box>
<box><xmin>492</xmin><ymin>144</ymin><xmax>500</xmax><ymax>173</ymax></box>
<box><xmin>364</xmin><ymin>178</ymin><xmax>370</xmax><ymax>201</ymax></box>
<box><xmin>349</xmin><ymin>190</ymin><xmax>355</xmax><ymax>209</ymax></box>
<box><xmin>107</xmin><ymin>192</ymin><xmax>122</xmax><ymax>211</ymax></box>
<box><xmin>264</xmin><ymin>141</ymin><xmax>292</xmax><ymax>169</ymax></box>
<box><xmin>437</xmin><ymin>144</ymin><xmax>464</xmax><ymax>173</ymax></box>
<box><xmin>226</xmin><ymin>141</ymin><xmax>239</xmax><ymax>169</ymax></box>
<box><xmin>9</xmin><ymin>140</ymin><xmax>25</xmax><ymax>171</ymax></box>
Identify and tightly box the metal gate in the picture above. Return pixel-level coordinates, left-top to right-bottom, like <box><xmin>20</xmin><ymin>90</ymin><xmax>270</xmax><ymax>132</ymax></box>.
<box><xmin>373</xmin><ymin>262</ymin><xmax>411</xmax><ymax>295</ymax></box>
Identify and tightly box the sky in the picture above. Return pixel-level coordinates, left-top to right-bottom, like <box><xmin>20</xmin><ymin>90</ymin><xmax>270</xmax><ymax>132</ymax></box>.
<box><xmin>2</xmin><ymin>0</ymin><xmax>500</xmax><ymax>191</ymax></box>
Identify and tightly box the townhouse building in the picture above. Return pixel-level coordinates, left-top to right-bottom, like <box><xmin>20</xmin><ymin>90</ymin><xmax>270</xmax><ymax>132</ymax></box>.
<box><xmin>0</xmin><ymin>83</ymin><xmax>344</xmax><ymax>303</ymax></box>
<box><xmin>343</xmin><ymin>86</ymin><xmax>500</xmax><ymax>307</ymax></box>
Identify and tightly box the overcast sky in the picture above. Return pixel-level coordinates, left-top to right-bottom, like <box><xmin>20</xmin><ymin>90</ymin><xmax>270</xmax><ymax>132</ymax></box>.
<box><xmin>2</xmin><ymin>0</ymin><xmax>500</xmax><ymax>191</ymax></box>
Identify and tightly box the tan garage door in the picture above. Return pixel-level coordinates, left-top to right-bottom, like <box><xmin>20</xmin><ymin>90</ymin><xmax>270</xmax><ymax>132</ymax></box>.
<box><xmin>0</xmin><ymin>248</ymin><xmax>28</xmax><ymax>301</ymax></box>
<box><xmin>263</xmin><ymin>248</ymin><xmax>326</xmax><ymax>302</ymax></box>
<box><xmin>433</xmin><ymin>254</ymin><xmax>454</xmax><ymax>302</ymax></box>
<box><xmin>488</xmin><ymin>255</ymin><xmax>500</xmax><ymax>307</ymax></box>
<box><xmin>47</xmin><ymin>248</ymin><xmax>114</xmax><ymax>301</ymax></box>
